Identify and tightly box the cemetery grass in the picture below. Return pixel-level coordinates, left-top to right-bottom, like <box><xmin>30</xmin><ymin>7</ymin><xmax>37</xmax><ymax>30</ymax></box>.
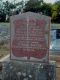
<box><xmin>0</xmin><ymin>44</ymin><xmax>9</xmax><ymax>59</ymax></box>
<box><xmin>0</xmin><ymin>22</ymin><xmax>10</xmax><ymax>59</ymax></box>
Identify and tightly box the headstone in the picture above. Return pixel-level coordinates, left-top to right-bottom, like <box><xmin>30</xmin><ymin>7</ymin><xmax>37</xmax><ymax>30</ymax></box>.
<box><xmin>10</xmin><ymin>12</ymin><xmax>51</xmax><ymax>63</ymax></box>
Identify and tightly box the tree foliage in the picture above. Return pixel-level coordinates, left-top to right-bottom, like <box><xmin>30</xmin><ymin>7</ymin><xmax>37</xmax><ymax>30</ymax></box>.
<box><xmin>24</xmin><ymin>0</ymin><xmax>60</xmax><ymax>23</ymax></box>
<box><xmin>0</xmin><ymin>0</ymin><xmax>60</xmax><ymax>23</ymax></box>
<box><xmin>3</xmin><ymin>1</ymin><xmax>16</xmax><ymax>15</ymax></box>
<box><xmin>0</xmin><ymin>0</ymin><xmax>23</xmax><ymax>22</ymax></box>
<box><xmin>40</xmin><ymin>3</ymin><xmax>52</xmax><ymax>16</ymax></box>
<box><xmin>24</xmin><ymin>0</ymin><xmax>52</xmax><ymax>17</ymax></box>
<box><xmin>24</xmin><ymin>0</ymin><xmax>43</xmax><ymax>12</ymax></box>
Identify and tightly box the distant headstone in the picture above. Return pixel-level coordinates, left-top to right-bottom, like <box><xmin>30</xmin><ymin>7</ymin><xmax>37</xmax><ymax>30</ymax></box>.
<box><xmin>10</xmin><ymin>12</ymin><xmax>51</xmax><ymax>62</ymax></box>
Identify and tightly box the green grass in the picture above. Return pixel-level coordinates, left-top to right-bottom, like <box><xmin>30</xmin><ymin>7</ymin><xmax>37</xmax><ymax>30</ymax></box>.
<box><xmin>0</xmin><ymin>23</ymin><xmax>10</xmax><ymax>58</ymax></box>
<box><xmin>51</xmin><ymin>23</ymin><xmax>60</xmax><ymax>29</ymax></box>
<box><xmin>0</xmin><ymin>22</ymin><xmax>60</xmax><ymax>29</ymax></box>
<box><xmin>0</xmin><ymin>22</ymin><xmax>10</xmax><ymax>28</ymax></box>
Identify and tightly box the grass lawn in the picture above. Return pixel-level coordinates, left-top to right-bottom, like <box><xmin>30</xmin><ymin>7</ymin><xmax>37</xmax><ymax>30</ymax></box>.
<box><xmin>0</xmin><ymin>23</ymin><xmax>10</xmax><ymax>58</ymax></box>
<box><xmin>0</xmin><ymin>22</ymin><xmax>10</xmax><ymax>28</ymax></box>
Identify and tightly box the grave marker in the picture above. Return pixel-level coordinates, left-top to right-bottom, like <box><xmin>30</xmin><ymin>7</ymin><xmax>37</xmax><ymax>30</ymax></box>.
<box><xmin>10</xmin><ymin>12</ymin><xmax>51</xmax><ymax>62</ymax></box>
